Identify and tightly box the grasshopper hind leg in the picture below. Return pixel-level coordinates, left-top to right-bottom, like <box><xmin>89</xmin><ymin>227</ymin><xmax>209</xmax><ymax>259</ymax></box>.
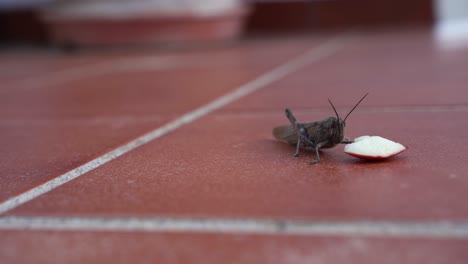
<box><xmin>285</xmin><ymin>109</ymin><xmax>315</xmax><ymax>158</ymax></box>
<box><xmin>294</xmin><ymin>140</ymin><xmax>301</xmax><ymax>157</ymax></box>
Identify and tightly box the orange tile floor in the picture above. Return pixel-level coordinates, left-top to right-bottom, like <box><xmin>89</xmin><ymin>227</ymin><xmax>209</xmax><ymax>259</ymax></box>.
<box><xmin>1</xmin><ymin>31</ymin><xmax>468</xmax><ymax>263</ymax></box>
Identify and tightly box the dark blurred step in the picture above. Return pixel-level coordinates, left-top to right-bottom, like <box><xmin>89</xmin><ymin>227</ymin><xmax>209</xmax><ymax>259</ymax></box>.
<box><xmin>245</xmin><ymin>0</ymin><xmax>434</xmax><ymax>33</ymax></box>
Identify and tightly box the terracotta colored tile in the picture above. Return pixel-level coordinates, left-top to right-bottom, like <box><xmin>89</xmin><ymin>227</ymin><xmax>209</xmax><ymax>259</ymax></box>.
<box><xmin>0</xmin><ymin>52</ymin><xmax>113</xmax><ymax>82</ymax></box>
<box><xmin>0</xmin><ymin>38</ymin><xmax>315</xmax><ymax>85</ymax></box>
<box><xmin>1</xmin><ymin>230</ymin><xmax>467</xmax><ymax>264</ymax></box>
<box><xmin>10</xmin><ymin>110</ymin><xmax>468</xmax><ymax>221</ymax></box>
<box><xmin>0</xmin><ymin>38</ymin><xmax>315</xmax><ymax>201</ymax></box>
<box><xmin>0</xmin><ymin>117</ymin><xmax>165</xmax><ymax>202</ymax></box>
<box><xmin>225</xmin><ymin>32</ymin><xmax>468</xmax><ymax>112</ymax></box>
<box><xmin>1</xmin><ymin>39</ymin><xmax>316</xmax><ymax>119</ymax></box>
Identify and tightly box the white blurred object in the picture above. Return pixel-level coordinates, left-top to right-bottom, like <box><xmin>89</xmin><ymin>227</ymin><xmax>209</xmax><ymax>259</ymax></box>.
<box><xmin>435</xmin><ymin>20</ymin><xmax>468</xmax><ymax>49</ymax></box>
<box><xmin>41</xmin><ymin>0</ymin><xmax>241</xmax><ymax>18</ymax></box>
<box><xmin>435</xmin><ymin>0</ymin><xmax>468</xmax><ymax>49</ymax></box>
<box><xmin>39</xmin><ymin>0</ymin><xmax>247</xmax><ymax>46</ymax></box>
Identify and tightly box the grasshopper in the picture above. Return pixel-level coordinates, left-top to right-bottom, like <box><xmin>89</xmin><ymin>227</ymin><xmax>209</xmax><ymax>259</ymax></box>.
<box><xmin>272</xmin><ymin>93</ymin><xmax>368</xmax><ymax>164</ymax></box>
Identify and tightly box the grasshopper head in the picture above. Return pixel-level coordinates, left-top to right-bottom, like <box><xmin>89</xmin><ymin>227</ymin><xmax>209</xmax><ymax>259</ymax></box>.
<box><xmin>328</xmin><ymin>93</ymin><xmax>368</xmax><ymax>142</ymax></box>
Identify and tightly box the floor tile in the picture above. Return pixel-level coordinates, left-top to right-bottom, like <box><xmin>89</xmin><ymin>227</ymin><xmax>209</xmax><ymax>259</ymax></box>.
<box><xmin>224</xmin><ymin>32</ymin><xmax>468</xmax><ymax>112</ymax></box>
<box><xmin>0</xmin><ymin>53</ymin><xmax>92</xmax><ymax>82</ymax></box>
<box><xmin>9</xmin><ymin>110</ymin><xmax>468</xmax><ymax>220</ymax></box>
<box><xmin>0</xmin><ymin>118</ymin><xmax>164</xmax><ymax>202</ymax></box>
<box><xmin>1</xmin><ymin>31</ymin><xmax>467</xmax><ymax>264</ymax></box>
<box><xmin>1</xmin><ymin>230</ymin><xmax>467</xmax><ymax>264</ymax></box>
<box><xmin>0</xmin><ymin>38</ymin><xmax>315</xmax><ymax>202</ymax></box>
<box><xmin>1</xmin><ymin>40</ymin><xmax>316</xmax><ymax>119</ymax></box>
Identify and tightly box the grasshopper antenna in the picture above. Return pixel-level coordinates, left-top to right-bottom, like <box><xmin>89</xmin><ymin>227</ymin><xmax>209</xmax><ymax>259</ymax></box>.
<box><xmin>344</xmin><ymin>93</ymin><xmax>369</xmax><ymax>122</ymax></box>
<box><xmin>328</xmin><ymin>99</ymin><xmax>340</xmax><ymax>119</ymax></box>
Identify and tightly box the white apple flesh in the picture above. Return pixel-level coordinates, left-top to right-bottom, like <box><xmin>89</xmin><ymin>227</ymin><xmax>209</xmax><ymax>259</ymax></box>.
<box><xmin>344</xmin><ymin>136</ymin><xmax>406</xmax><ymax>160</ymax></box>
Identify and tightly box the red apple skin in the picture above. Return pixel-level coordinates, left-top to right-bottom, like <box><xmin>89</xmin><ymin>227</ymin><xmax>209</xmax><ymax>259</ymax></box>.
<box><xmin>344</xmin><ymin>146</ymin><xmax>407</xmax><ymax>160</ymax></box>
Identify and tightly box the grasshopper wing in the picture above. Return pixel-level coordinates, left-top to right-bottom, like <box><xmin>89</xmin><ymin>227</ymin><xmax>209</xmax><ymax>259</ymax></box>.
<box><xmin>272</xmin><ymin>122</ymin><xmax>320</xmax><ymax>145</ymax></box>
<box><xmin>272</xmin><ymin>125</ymin><xmax>297</xmax><ymax>145</ymax></box>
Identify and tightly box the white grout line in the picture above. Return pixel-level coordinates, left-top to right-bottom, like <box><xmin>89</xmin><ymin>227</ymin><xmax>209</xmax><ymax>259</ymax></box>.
<box><xmin>214</xmin><ymin>104</ymin><xmax>468</xmax><ymax>118</ymax></box>
<box><xmin>288</xmin><ymin>105</ymin><xmax>468</xmax><ymax>115</ymax></box>
<box><xmin>0</xmin><ymin>37</ymin><xmax>347</xmax><ymax>215</ymax></box>
<box><xmin>1</xmin><ymin>216</ymin><xmax>468</xmax><ymax>239</ymax></box>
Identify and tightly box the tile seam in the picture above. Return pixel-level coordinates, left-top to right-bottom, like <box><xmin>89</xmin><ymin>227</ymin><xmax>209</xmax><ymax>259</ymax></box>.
<box><xmin>1</xmin><ymin>216</ymin><xmax>468</xmax><ymax>239</ymax></box>
<box><xmin>211</xmin><ymin>104</ymin><xmax>468</xmax><ymax>117</ymax></box>
<box><xmin>0</xmin><ymin>36</ymin><xmax>347</xmax><ymax>215</ymax></box>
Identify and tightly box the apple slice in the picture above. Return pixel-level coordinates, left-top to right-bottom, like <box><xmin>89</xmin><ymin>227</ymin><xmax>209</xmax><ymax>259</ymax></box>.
<box><xmin>344</xmin><ymin>135</ymin><xmax>407</xmax><ymax>160</ymax></box>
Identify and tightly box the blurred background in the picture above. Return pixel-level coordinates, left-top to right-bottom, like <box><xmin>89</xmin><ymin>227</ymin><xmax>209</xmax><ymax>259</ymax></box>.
<box><xmin>0</xmin><ymin>0</ymin><xmax>467</xmax><ymax>48</ymax></box>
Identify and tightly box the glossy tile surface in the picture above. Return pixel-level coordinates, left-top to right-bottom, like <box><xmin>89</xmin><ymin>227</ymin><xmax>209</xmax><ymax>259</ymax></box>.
<box><xmin>0</xmin><ymin>39</ymin><xmax>314</xmax><ymax>201</ymax></box>
<box><xmin>0</xmin><ymin>52</ymin><xmax>101</xmax><ymax>82</ymax></box>
<box><xmin>1</xmin><ymin>41</ymin><xmax>314</xmax><ymax>119</ymax></box>
<box><xmin>225</xmin><ymin>32</ymin><xmax>468</xmax><ymax>111</ymax></box>
<box><xmin>1</xmin><ymin>230</ymin><xmax>467</xmax><ymax>264</ymax></box>
<box><xmin>0</xmin><ymin>118</ymin><xmax>164</xmax><ymax>202</ymax></box>
<box><xmin>1</xmin><ymin>31</ymin><xmax>468</xmax><ymax>263</ymax></box>
<box><xmin>9</xmin><ymin>110</ymin><xmax>468</xmax><ymax>220</ymax></box>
